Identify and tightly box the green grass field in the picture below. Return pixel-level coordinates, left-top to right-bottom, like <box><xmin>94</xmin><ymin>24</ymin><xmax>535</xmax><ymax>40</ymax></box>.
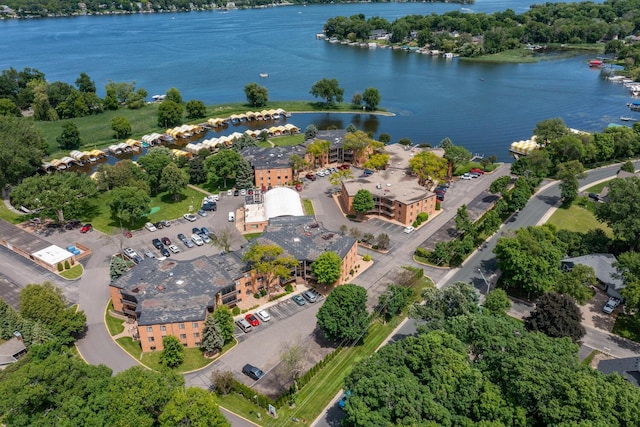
<box><xmin>585</xmin><ymin>179</ymin><xmax>612</xmax><ymax>194</ymax></box>
<box><xmin>59</xmin><ymin>264</ymin><xmax>83</xmax><ymax>279</ymax></box>
<box><xmin>547</xmin><ymin>203</ymin><xmax>613</xmax><ymax>237</ymax></box>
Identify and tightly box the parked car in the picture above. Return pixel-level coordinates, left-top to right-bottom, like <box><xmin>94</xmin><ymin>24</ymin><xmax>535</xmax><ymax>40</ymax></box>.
<box><xmin>152</xmin><ymin>238</ymin><xmax>164</xmax><ymax>250</ymax></box>
<box><xmin>302</xmin><ymin>290</ymin><xmax>318</xmax><ymax>303</ymax></box>
<box><xmin>603</xmin><ymin>297</ymin><xmax>620</xmax><ymax>314</ymax></box>
<box><xmin>65</xmin><ymin>219</ymin><xmax>82</xmax><ymax>230</ymax></box>
<box><xmin>292</xmin><ymin>295</ymin><xmax>306</xmax><ymax>306</ymax></box>
<box><xmin>235</xmin><ymin>318</ymin><xmax>252</xmax><ymax>333</ymax></box>
<box><xmin>588</xmin><ymin>193</ymin><xmax>600</xmax><ymax>201</ymax></box>
<box><xmin>80</xmin><ymin>223</ymin><xmax>93</xmax><ymax>233</ymax></box>
<box><xmin>240</xmin><ymin>189</ymin><xmax>247</xmax><ymax>196</ymax></box>
<box><xmin>191</xmin><ymin>234</ymin><xmax>204</xmax><ymax>246</ymax></box>
<box><xmin>145</xmin><ymin>222</ymin><xmax>157</xmax><ymax>232</ymax></box>
<box><xmin>200</xmin><ymin>226</ymin><xmax>212</xmax><ymax>237</ymax></box>
<box><xmin>202</xmin><ymin>202</ymin><xmax>217</xmax><ymax>211</ymax></box>
<box><xmin>160</xmin><ymin>247</ymin><xmax>170</xmax><ymax>257</ymax></box>
<box><xmin>339</xmin><ymin>164</ymin><xmax>351</xmax><ymax>170</ymax></box>
<box><xmin>461</xmin><ymin>173</ymin><xmax>472</xmax><ymax>180</ymax></box>
<box><xmin>470</xmin><ymin>168</ymin><xmax>485</xmax><ymax>175</ymax></box>
<box><xmin>404</xmin><ymin>226</ymin><xmax>415</xmax><ymax>234</ymax></box>
<box><xmin>256</xmin><ymin>310</ymin><xmax>271</xmax><ymax>322</ymax></box>
<box><xmin>154</xmin><ymin>221</ymin><xmax>164</xmax><ymax>230</ymax></box>
<box><xmin>183</xmin><ymin>213</ymin><xmax>197</xmax><ymax>222</ymax></box>
<box><xmin>197</xmin><ymin>209</ymin><xmax>208</xmax><ymax>217</ymax></box>
<box><xmin>198</xmin><ymin>233</ymin><xmax>211</xmax><ymax>244</ymax></box>
<box><xmin>144</xmin><ymin>250</ymin><xmax>156</xmax><ymax>259</ymax></box>
<box><xmin>159</xmin><ymin>219</ymin><xmax>171</xmax><ymax>228</ymax></box>
<box><xmin>192</xmin><ymin>227</ymin><xmax>202</xmax><ymax>235</ymax></box>
<box><xmin>305</xmin><ymin>173</ymin><xmax>316</xmax><ymax>181</ymax></box>
<box><xmin>242</xmin><ymin>364</ymin><xmax>265</xmax><ymax>381</ymax></box>
<box><xmin>123</xmin><ymin>247</ymin><xmax>139</xmax><ymax>260</ymax></box>
<box><xmin>161</xmin><ymin>237</ymin><xmax>171</xmax><ymax>245</ymax></box>
<box><xmin>245</xmin><ymin>313</ymin><xmax>260</xmax><ymax>326</ymax></box>
<box><xmin>295</xmin><ymin>183</ymin><xmax>303</xmax><ymax>192</ymax></box>
<box><xmin>233</xmin><ymin>189</ymin><xmax>240</xmax><ymax>196</ymax></box>
<box><xmin>168</xmin><ymin>244</ymin><xmax>180</xmax><ymax>254</ymax></box>
<box><xmin>227</xmin><ymin>189</ymin><xmax>233</xmax><ymax>196</ymax></box>
<box><xmin>469</xmin><ymin>172</ymin><xmax>480</xmax><ymax>178</ymax></box>
<box><xmin>339</xmin><ymin>390</ymin><xmax>352</xmax><ymax>409</ymax></box>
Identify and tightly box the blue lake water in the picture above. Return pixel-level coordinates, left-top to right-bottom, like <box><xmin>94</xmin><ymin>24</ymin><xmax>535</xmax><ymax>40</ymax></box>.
<box><xmin>2</xmin><ymin>0</ymin><xmax>630</xmax><ymax>161</ymax></box>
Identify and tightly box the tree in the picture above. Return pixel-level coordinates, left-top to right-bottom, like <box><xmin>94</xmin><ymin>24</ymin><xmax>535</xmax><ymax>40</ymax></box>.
<box><xmin>328</xmin><ymin>168</ymin><xmax>354</xmax><ymax>187</ymax></box>
<box><xmin>363</xmin><ymin>152</ymin><xmax>389</xmax><ymax>170</ymax></box>
<box><xmin>105</xmin><ymin>80</ymin><xmax>136</xmax><ymax>104</ymax></box>
<box><xmin>0</xmin><ymin>115</ymin><xmax>48</xmax><ymax>186</ymax></box>
<box><xmin>188</xmin><ymin>156</ymin><xmax>207</xmax><ymax>184</ymax></box>
<box><xmin>56</xmin><ymin>120</ymin><xmax>82</xmax><ymax>150</ymax></box>
<box><xmin>596</xmin><ymin>176</ymin><xmax>640</xmax><ymax>249</ymax></box>
<box><xmin>110</xmin><ymin>186</ymin><xmax>152</xmax><ymax>226</ymax></box>
<box><xmin>304</xmin><ymin>124</ymin><xmax>318</xmax><ymax>140</ymax></box>
<box><xmin>409</xmin><ymin>282</ymin><xmax>479</xmax><ymax>328</ymax></box>
<box><xmin>137</xmin><ymin>147</ymin><xmax>173</xmax><ymax>194</ymax></box>
<box><xmin>201</xmin><ymin>314</ymin><xmax>225</xmax><ymax>355</ymax></box>
<box><xmin>110</xmin><ymin>255</ymin><xmax>129</xmax><ymax>280</ymax></box>
<box><xmin>494</xmin><ymin>226</ymin><xmax>566</xmax><ymax>297</ymax></box>
<box><xmin>159</xmin><ymin>387</ymin><xmax>230</xmax><ymax>427</ymax></box>
<box><xmin>165</xmin><ymin>87</ymin><xmax>183</xmax><ymax>104</ymax></box>
<box><xmin>160</xmin><ymin>335</ymin><xmax>185</xmax><ymax>368</ymax></box>
<box><xmin>244</xmin><ymin>82</ymin><xmax>268</xmax><ymax>107</ymax></box>
<box><xmin>211</xmin><ymin>306</ymin><xmax>235</xmax><ymax>344</ymax></box>
<box><xmin>343</xmin><ymin>130</ymin><xmax>373</xmax><ymax>165</ymax></box>
<box><xmin>378</xmin><ymin>284</ymin><xmax>413</xmax><ymax>319</ymax></box>
<box><xmin>160</xmin><ymin>162</ymin><xmax>189</xmax><ymax>202</ymax></box>
<box><xmin>408</xmin><ymin>151</ymin><xmax>448</xmax><ymax>186</ymax></box>
<box><xmin>483</xmin><ymin>289</ymin><xmax>511</xmax><ymax>315</ymax></box>
<box><xmin>352</xmin><ymin>189</ymin><xmax>374</xmax><ymax>216</ymax></box>
<box><xmin>289</xmin><ymin>153</ymin><xmax>308</xmax><ymax>178</ymax></box>
<box><xmin>242</xmin><ymin>243</ymin><xmax>298</xmax><ymax>296</ymax></box>
<box><xmin>234</xmin><ymin>157</ymin><xmax>254</xmax><ymax>189</ymax></box>
<box><xmin>311</xmin><ymin>251</ymin><xmax>343</xmax><ymax>285</ymax></box>
<box><xmin>316</xmin><ymin>284</ymin><xmax>368</xmax><ymax>341</ymax></box>
<box><xmin>362</xmin><ymin>87</ymin><xmax>381</xmax><ymax>110</ymax></box>
<box><xmin>279</xmin><ymin>340</ymin><xmax>307</xmax><ymax>391</ymax></box>
<box><xmin>489</xmin><ymin>175</ymin><xmax>510</xmax><ymax>196</ymax></box>
<box><xmin>378</xmin><ymin>133</ymin><xmax>391</xmax><ymax>143</ymax></box>
<box><xmin>351</xmin><ymin>92</ymin><xmax>362</xmax><ymax>108</ymax></box>
<box><xmin>157</xmin><ymin>100</ymin><xmax>183</xmax><ymax>127</ymax></box>
<box><xmin>0</xmin><ymin>98</ymin><xmax>20</xmax><ymax>116</ymax></box>
<box><xmin>96</xmin><ymin>159</ymin><xmax>149</xmax><ymax>192</ymax></box>
<box><xmin>185</xmin><ymin>99</ymin><xmax>206</xmax><ymax>119</ymax></box>
<box><xmin>554</xmin><ymin>264</ymin><xmax>596</xmax><ymax>304</ymax></box>
<box><xmin>376</xmin><ymin>233</ymin><xmax>390</xmax><ymax>250</ymax></box>
<box><xmin>525</xmin><ymin>293</ymin><xmax>585</xmax><ymax>342</ymax></box>
<box><xmin>620</xmin><ymin>161</ymin><xmax>635</xmax><ymax>173</ymax></box>
<box><xmin>210</xmin><ymin>226</ymin><xmax>236</xmax><ymax>254</ymax></box>
<box><xmin>310</xmin><ymin>77</ymin><xmax>344</xmax><ymax>105</ymax></box>
<box><xmin>305</xmin><ymin>139</ymin><xmax>330</xmax><ymax>167</ymax></box>
<box><xmin>111</xmin><ymin>116</ymin><xmax>132</xmax><ymax>139</ymax></box>
<box><xmin>204</xmin><ymin>149</ymin><xmax>243</xmax><ymax>188</ymax></box>
<box><xmin>210</xmin><ymin>370</ymin><xmax>235</xmax><ymax>395</ymax></box>
<box><xmin>444</xmin><ymin>144</ymin><xmax>472</xmax><ymax>177</ymax></box>
<box><xmin>557</xmin><ymin>160</ymin><xmax>586</xmax><ymax>206</ymax></box>
<box><xmin>75</xmin><ymin>72</ymin><xmax>96</xmax><ymax>93</ymax></box>
<box><xmin>103</xmin><ymin>86</ymin><xmax>119</xmax><ymax>110</ymax></box>
<box><xmin>455</xmin><ymin>204</ymin><xmax>474</xmax><ymax>237</ymax></box>
<box><xmin>533</xmin><ymin>117</ymin><xmax>569</xmax><ymax>143</ymax></box>
<box><xmin>31</xmin><ymin>80</ymin><xmax>58</xmax><ymax>121</ymax></box>
<box><xmin>11</xmin><ymin>172</ymin><xmax>97</xmax><ymax>224</ymax></box>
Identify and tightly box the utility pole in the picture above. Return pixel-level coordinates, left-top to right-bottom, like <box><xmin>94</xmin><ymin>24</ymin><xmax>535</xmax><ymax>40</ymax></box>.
<box><xmin>478</xmin><ymin>268</ymin><xmax>490</xmax><ymax>295</ymax></box>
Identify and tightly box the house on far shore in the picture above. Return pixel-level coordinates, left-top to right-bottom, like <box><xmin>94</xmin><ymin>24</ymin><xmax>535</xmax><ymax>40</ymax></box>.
<box><xmin>561</xmin><ymin>253</ymin><xmax>625</xmax><ymax>300</ymax></box>
<box><xmin>598</xmin><ymin>357</ymin><xmax>640</xmax><ymax>387</ymax></box>
<box><xmin>369</xmin><ymin>29</ymin><xmax>389</xmax><ymax>41</ymax></box>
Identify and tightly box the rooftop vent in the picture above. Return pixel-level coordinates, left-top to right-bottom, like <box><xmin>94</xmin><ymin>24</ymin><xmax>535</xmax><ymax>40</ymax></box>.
<box><xmin>293</xmin><ymin>237</ymin><xmax>300</xmax><ymax>243</ymax></box>
<box><xmin>157</xmin><ymin>285</ymin><xmax>164</xmax><ymax>291</ymax></box>
<box><xmin>176</xmin><ymin>280</ymin><xmax>184</xmax><ymax>285</ymax></box>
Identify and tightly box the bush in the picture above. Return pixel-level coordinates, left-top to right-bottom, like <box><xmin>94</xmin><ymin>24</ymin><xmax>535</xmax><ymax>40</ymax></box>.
<box><xmin>57</xmin><ymin>262</ymin><xmax>63</xmax><ymax>272</ymax></box>
<box><xmin>363</xmin><ymin>254</ymin><xmax>371</xmax><ymax>261</ymax></box>
<box><xmin>64</xmin><ymin>260</ymin><xmax>70</xmax><ymax>270</ymax></box>
<box><xmin>412</xmin><ymin>221</ymin><xmax>419</xmax><ymax>228</ymax></box>
<box><xmin>435</xmin><ymin>201</ymin><xmax>441</xmax><ymax>210</ymax></box>
<box><xmin>372</xmin><ymin>245</ymin><xmax>379</xmax><ymax>250</ymax></box>
<box><xmin>349</xmin><ymin>269</ymin><xmax>354</xmax><ymax>275</ymax></box>
<box><xmin>260</xmin><ymin>289</ymin><xmax>267</xmax><ymax>297</ymax></box>
<box><xmin>284</xmin><ymin>284</ymin><xmax>294</xmax><ymax>292</ymax></box>
<box><xmin>254</xmin><ymin>293</ymin><xmax>260</xmax><ymax>299</ymax></box>
<box><xmin>417</xmin><ymin>212</ymin><xmax>429</xmax><ymax>223</ymax></box>
<box><xmin>232</xmin><ymin>306</ymin><xmax>241</xmax><ymax>316</ymax></box>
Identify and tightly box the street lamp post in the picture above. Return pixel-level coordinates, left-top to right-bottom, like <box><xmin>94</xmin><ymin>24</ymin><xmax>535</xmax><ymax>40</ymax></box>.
<box><xmin>478</xmin><ymin>268</ymin><xmax>490</xmax><ymax>294</ymax></box>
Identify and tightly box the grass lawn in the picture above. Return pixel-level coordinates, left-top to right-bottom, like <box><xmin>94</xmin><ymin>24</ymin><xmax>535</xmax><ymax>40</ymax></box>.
<box><xmin>546</xmin><ymin>203</ymin><xmax>612</xmax><ymax>237</ymax></box>
<box><xmin>580</xmin><ymin>349</ymin><xmax>600</xmax><ymax>366</ymax></box>
<box><xmin>612</xmin><ymin>313</ymin><xmax>640</xmax><ymax>342</ymax></box>
<box><xmin>0</xmin><ymin>203</ymin><xmax>25</xmax><ymax>224</ymax></box>
<box><xmin>272</xmin><ymin>134</ymin><xmax>305</xmax><ymax>147</ymax></box>
<box><xmin>116</xmin><ymin>337</ymin><xmax>143</xmax><ymax>360</ymax></box>
<box><xmin>59</xmin><ymin>264</ymin><xmax>83</xmax><ymax>279</ymax></box>
<box><xmin>105</xmin><ymin>308</ymin><xmax>126</xmax><ymax>335</ymax></box>
<box><xmin>303</xmin><ymin>199</ymin><xmax>314</xmax><ymax>216</ymax></box>
<box><xmin>462</xmin><ymin>49</ymin><xmax>540</xmax><ymax>63</ymax></box>
<box><xmin>585</xmin><ymin>179</ymin><xmax>612</xmax><ymax>194</ymax></box>
<box><xmin>244</xmin><ymin>232</ymin><xmax>263</xmax><ymax>241</ymax></box>
<box><xmin>87</xmin><ymin>186</ymin><xmax>206</xmax><ymax>234</ymax></box>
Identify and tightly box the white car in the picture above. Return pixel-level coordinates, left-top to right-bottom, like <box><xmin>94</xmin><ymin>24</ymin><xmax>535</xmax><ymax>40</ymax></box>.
<box><xmin>240</xmin><ymin>189</ymin><xmax>247</xmax><ymax>196</ymax></box>
<box><xmin>191</xmin><ymin>234</ymin><xmax>204</xmax><ymax>246</ymax></box>
<box><xmin>404</xmin><ymin>226</ymin><xmax>415</xmax><ymax>234</ymax></box>
<box><xmin>227</xmin><ymin>189</ymin><xmax>233</xmax><ymax>196</ymax></box>
<box><xmin>183</xmin><ymin>213</ymin><xmax>197</xmax><ymax>222</ymax></box>
<box><xmin>461</xmin><ymin>173</ymin><xmax>473</xmax><ymax>180</ymax></box>
<box><xmin>603</xmin><ymin>297</ymin><xmax>619</xmax><ymax>314</ymax></box>
<box><xmin>145</xmin><ymin>222</ymin><xmax>157</xmax><ymax>232</ymax></box>
<box><xmin>168</xmin><ymin>244</ymin><xmax>180</xmax><ymax>254</ymax></box>
<box><xmin>256</xmin><ymin>310</ymin><xmax>271</xmax><ymax>322</ymax></box>
<box><xmin>123</xmin><ymin>247</ymin><xmax>139</xmax><ymax>259</ymax></box>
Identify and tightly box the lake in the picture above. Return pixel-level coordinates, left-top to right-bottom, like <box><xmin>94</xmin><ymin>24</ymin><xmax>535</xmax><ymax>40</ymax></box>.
<box><xmin>2</xmin><ymin>0</ymin><xmax>629</xmax><ymax>161</ymax></box>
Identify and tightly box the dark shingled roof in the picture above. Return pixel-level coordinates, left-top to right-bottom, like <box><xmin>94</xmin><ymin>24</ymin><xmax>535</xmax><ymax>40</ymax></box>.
<box><xmin>302</xmin><ymin>129</ymin><xmax>348</xmax><ymax>147</ymax></box>
<box><xmin>111</xmin><ymin>253</ymin><xmax>248</xmax><ymax>326</ymax></box>
<box><xmin>241</xmin><ymin>145</ymin><xmax>306</xmax><ymax>170</ymax></box>
<box><xmin>246</xmin><ymin>216</ymin><xmax>356</xmax><ymax>262</ymax></box>
<box><xmin>0</xmin><ymin>220</ymin><xmax>54</xmax><ymax>254</ymax></box>
<box><xmin>561</xmin><ymin>254</ymin><xmax>623</xmax><ymax>290</ymax></box>
<box><xmin>598</xmin><ymin>357</ymin><xmax>640</xmax><ymax>387</ymax></box>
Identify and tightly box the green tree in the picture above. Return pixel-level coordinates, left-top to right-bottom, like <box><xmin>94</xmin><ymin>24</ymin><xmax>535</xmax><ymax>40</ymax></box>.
<box><xmin>620</xmin><ymin>161</ymin><xmax>635</xmax><ymax>173</ymax></box>
<box><xmin>235</xmin><ymin>157</ymin><xmax>254</xmax><ymax>189</ymax></box>
<box><xmin>185</xmin><ymin>99</ymin><xmax>206</xmax><ymax>119</ymax></box>
<box><xmin>363</xmin><ymin>152</ymin><xmax>389</xmax><ymax>170</ymax></box>
<box><xmin>343</xmin><ymin>130</ymin><xmax>373</xmax><ymax>165</ymax></box>
<box><xmin>557</xmin><ymin>160</ymin><xmax>586</xmax><ymax>206</ymax></box>
<box><xmin>242</xmin><ymin>243</ymin><xmax>298</xmax><ymax>296</ymax></box>
<box><xmin>56</xmin><ymin>120</ymin><xmax>82</xmax><ymax>150</ymax></box>
<box><xmin>110</xmin><ymin>186</ymin><xmax>152</xmax><ymax>226</ymax></box>
<box><xmin>103</xmin><ymin>86</ymin><xmax>119</xmax><ymax>110</ymax></box>
<box><xmin>352</xmin><ymin>189</ymin><xmax>374</xmax><ymax>216</ymax></box>
<box><xmin>165</xmin><ymin>87</ymin><xmax>183</xmax><ymax>104</ymax></box>
<box><xmin>0</xmin><ymin>97</ymin><xmax>20</xmax><ymax>116</ymax></box>
<box><xmin>289</xmin><ymin>153</ymin><xmax>308</xmax><ymax>178</ymax></box>
<box><xmin>188</xmin><ymin>156</ymin><xmax>208</xmax><ymax>184</ymax></box>
<box><xmin>106</xmin><ymin>80</ymin><xmax>136</xmax><ymax>104</ymax></box>
<box><xmin>533</xmin><ymin>117</ymin><xmax>569</xmax><ymax>143</ymax></box>
<box><xmin>408</xmin><ymin>151</ymin><xmax>448</xmax><ymax>186</ymax></box>
<box><xmin>311</xmin><ymin>251</ymin><xmax>343</xmax><ymax>285</ymax></box>
<box><xmin>157</xmin><ymin>100</ymin><xmax>183</xmax><ymax>128</ymax></box>
<box><xmin>596</xmin><ymin>176</ymin><xmax>640</xmax><ymax>249</ymax></box>
<box><xmin>409</xmin><ymin>282</ymin><xmax>480</xmax><ymax>328</ymax></box>
<box><xmin>304</xmin><ymin>124</ymin><xmax>318</xmax><ymax>140</ymax></box>
<box><xmin>126</xmin><ymin>88</ymin><xmax>148</xmax><ymax>109</ymax></box>
<box><xmin>305</xmin><ymin>139</ymin><xmax>330</xmax><ymax>167</ymax></box>
<box><xmin>316</xmin><ymin>284</ymin><xmax>368</xmax><ymax>341</ymax></box>
<box><xmin>494</xmin><ymin>225</ymin><xmax>566</xmax><ymax>297</ymax></box>
<box><xmin>525</xmin><ymin>292</ymin><xmax>585</xmax><ymax>342</ymax></box>
<box><xmin>110</xmin><ymin>115</ymin><xmax>132</xmax><ymax>139</ymax></box>
<box><xmin>204</xmin><ymin>149</ymin><xmax>243</xmax><ymax>188</ymax></box>
<box><xmin>210</xmin><ymin>226</ymin><xmax>236</xmax><ymax>254</ymax></box>
<box><xmin>362</xmin><ymin>87</ymin><xmax>381</xmax><ymax>110</ymax></box>
<box><xmin>160</xmin><ymin>162</ymin><xmax>189</xmax><ymax>202</ymax></box>
<box><xmin>211</xmin><ymin>306</ymin><xmax>235</xmax><ymax>344</ymax></box>
<box><xmin>160</xmin><ymin>335</ymin><xmax>185</xmax><ymax>368</ymax></box>
<box><xmin>11</xmin><ymin>172</ymin><xmax>97</xmax><ymax>224</ymax></box>
<box><xmin>201</xmin><ymin>314</ymin><xmax>225</xmax><ymax>355</ymax></box>
<box><xmin>96</xmin><ymin>159</ymin><xmax>149</xmax><ymax>192</ymax></box>
<box><xmin>378</xmin><ymin>284</ymin><xmax>413</xmax><ymax>319</ymax></box>
<box><xmin>328</xmin><ymin>168</ymin><xmax>354</xmax><ymax>187</ymax></box>
<box><xmin>351</xmin><ymin>92</ymin><xmax>362</xmax><ymax>108</ymax></box>
<box><xmin>554</xmin><ymin>264</ymin><xmax>596</xmax><ymax>304</ymax></box>
<box><xmin>483</xmin><ymin>288</ymin><xmax>511</xmax><ymax>315</ymax></box>
<box><xmin>75</xmin><ymin>72</ymin><xmax>96</xmax><ymax>93</ymax></box>
<box><xmin>159</xmin><ymin>387</ymin><xmax>230</xmax><ymax>427</ymax></box>
<box><xmin>378</xmin><ymin>133</ymin><xmax>391</xmax><ymax>143</ymax></box>
<box><xmin>489</xmin><ymin>175</ymin><xmax>510</xmax><ymax>196</ymax></box>
<box><xmin>376</xmin><ymin>233</ymin><xmax>390</xmax><ymax>250</ymax></box>
<box><xmin>138</xmin><ymin>147</ymin><xmax>173</xmax><ymax>194</ymax></box>
<box><xmin>444</xmin><ymin>143</ymin><xmax>472</xmax><ymax>176</ymax></box>
<box><xmin>243</xmin><ymin>82</ymin><xmax>269</xmax><ymax>107</ymax></box>
<box><xmin>310</xmin><ymin>77</ymin><xmax>344</xmax><ymax>105</ymax></box>
<box><xmin>0</xmin><ymin>115</ymin><xmax>48</xmax><ymax>186</ymax></box>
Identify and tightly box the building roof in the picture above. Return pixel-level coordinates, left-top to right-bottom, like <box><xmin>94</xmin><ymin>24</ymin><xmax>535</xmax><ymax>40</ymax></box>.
<box><xmin>264</xmin><ymin>187</ymin><xmax>304</xmax><ymax>219</ymax></box>
<box><xmin>248</xmin><ymin>216</ymin><xmax>356</xmax><ymax>262</ymax></box>
<box><xmin>561</xmin><ymin>254</ymin><xmax>623</xmax><ymax>290</ymax></box>
<box><xmin>598</xmin><ymin>357</ymin><xmax>640</xmax><ymax>387</ymax></box>
<box><xmin>384</xmin><ymin>143</ymin><xmax>444</xmax><ymax>168</ymax></box>
<box><xmin>0</xmin><ymin>220</ymin><xmax>58</xmax><ymax>256</ymax></box>
<box><xmin>308</xmin><ymin>129</ymin><xmax>348</xmax><ymax>146</ymax></box>
<box><xmin>0</xmin><ymin>337</ymin><xmax>27</xmax><ymax>366</ymax></box>
<box><xmin>32</xmin><ymin>245</ymin><xmax>74</xmax><ymax>265</ymax></box>
<box><xmin>240</xmin><ymin>145</ymin><xmax>306</xmax><ymax>170</ymax></box>
<box><xmin>111</xmin><ymin>254</ymin><xmax>248</xmax><ymax>326</ymax></box>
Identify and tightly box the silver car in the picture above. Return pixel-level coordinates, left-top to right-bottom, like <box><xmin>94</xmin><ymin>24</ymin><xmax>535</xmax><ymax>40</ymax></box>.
<box><xmin>256</xmin><ymin>310</ymin><xmax>271</xmax><ymax>322</ymax></box>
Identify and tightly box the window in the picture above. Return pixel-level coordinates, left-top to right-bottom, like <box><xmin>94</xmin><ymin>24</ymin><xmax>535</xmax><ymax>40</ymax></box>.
<box><xmin>160</xmin><ymin>325</ymin><xmax>166</xmax><ymax>331</ymax></box>
<box><xmin>180</xmin><ymin>334</ymin><xmax>186</xmax><ymax>339</ymax></box>
<box><xmin>192</xmin><ymin>322</ymin><xmax>198</xmax><ymax>329</ymax></box>
<box><xmin>195</xmin><ymin>342</ymin><xmax>200</xmax><ymax>347</ymax></box>
<box><xmin>148</xmin><ymin>337</ymin><xmax>155</xmax><ymax>342</ymax></box>
<box><xmin>146</xmin><ymin>326</ymin><xmax>153</xmax><ymax>332</ymax></box>
<box><xmin>193</xmin><ymin>332</ymin><xmax>200</xmax><ymax>338</ymax></box>
<box><xmin>179</xmin><ymin>323</ymin><xmax>185</xmax><ymax>329</ymax></box>
<box><xmin>150</xmin><ymin>346</ymin><xmax>156</xmax><ymax>351</ymax></box>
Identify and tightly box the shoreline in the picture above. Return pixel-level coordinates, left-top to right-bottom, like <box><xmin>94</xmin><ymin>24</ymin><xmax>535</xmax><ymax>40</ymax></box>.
<box><xmin>289</xmin><ymin>110</ymin><xmax>396</xmax><ymax>117</ymax></box>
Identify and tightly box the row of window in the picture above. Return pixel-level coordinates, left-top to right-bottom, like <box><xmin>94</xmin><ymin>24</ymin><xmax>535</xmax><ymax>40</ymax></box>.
<box><xmin>146</xmin><ymin>322</ymin><xmax>199</xmax><ymax>333</ymax></box>
<box><xmin>148</xmin><ymin>332</ymin><xmax>200</xmax><ymax>342</ymax></box>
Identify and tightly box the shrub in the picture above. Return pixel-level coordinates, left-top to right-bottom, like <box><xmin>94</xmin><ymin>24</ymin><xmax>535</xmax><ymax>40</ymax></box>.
<box><xmin>435</xmin><ymin>201</ymin><xmax>441</xmax><ymax>210</ymax></box>
<box><xmin>417</xmin><ymin>212</ymin><xmax>429</xmax><ymax>222</ymax></box>
<box><xmin>372</xmin><ymin>245</ymin><xmax>379</xmax><ymax>249</ymax></box>
<box><xmin>363</xmin><ymin>254</ymin><xmax>371</xmax><ymax>261</ymax></box>
<box><xmin>254</xmin><ymin>293</ymin><xmax>260</xmax><ymax>299</ymax></box>
<box><xmin>412</xmin><ymin>221</ymin><xmax>419</xmax><ymax>228</ymax></box>
<box><xmin>349</xmin><ymin>269</ymin><xmax>354</xmax><ymax>275</ymax></box>
<box><xmin>64</xmin><ymin>260</ymin><xmax>70</xmax><ymax>270</ymax></box>
<box><xmin>284</xmin><ymin>284</ymin><xmax>294</xmax><ymax>292</ymax></box>
<box><xmin>260</xmin><ymin>289</ymin><xmax>267</xmax><ymax>297</ymax></box>
<box><xmin>232</xmin><ymin>306</ymin><xmax>241</xmax><ymax>316</ymax></box>
<box><xmin>57</xmin><ymin>262</ymin><xmax>63</xmax><ymax>272</ymax></box>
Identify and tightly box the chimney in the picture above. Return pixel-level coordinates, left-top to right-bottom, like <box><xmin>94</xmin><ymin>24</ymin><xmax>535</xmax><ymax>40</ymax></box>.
<box><xmin>13</xmin><ymin>331</ymin><xmax>23</xmax><ymax>342</ymax></box>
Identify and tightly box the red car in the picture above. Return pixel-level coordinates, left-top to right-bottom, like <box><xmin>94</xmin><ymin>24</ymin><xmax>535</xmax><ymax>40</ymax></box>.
<box><xmin>470</xmin><ymin>168</ymin><xmax>485</xmax><ymax>175</ymax></box>
<box><xmin>80</xmin><ymin>223</ymin><xmax>93</xmax><ymax>233</ymax></box>
<box><xmin>295</xmin><ymin>184</ymin><xmax>303</xmax><ymax>192</ymax></box>
<box><xmin>305</xmin><ymin>173</ymin><xmax>317</xmax><ymax>181</ymax></box>
<box><xmin>339</xmin><ymin>164</ymin><xmax>351</xmax><ymax>170</ymax></box>
<box><xmin>245</xmin><ymin>313</ymin><xmax>260</xmax><ymax>327</ymax></box>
